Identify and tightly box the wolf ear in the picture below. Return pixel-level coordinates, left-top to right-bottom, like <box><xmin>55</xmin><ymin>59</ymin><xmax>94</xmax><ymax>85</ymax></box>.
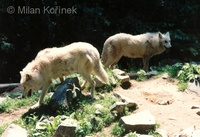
<box><xmin>166</xmin><ymin>32</ymin><xmax>170</xmax><ymax>36</ymax></box>
<box><xmin>20</xmin><ymin>71</ymin><xmax>23</xmax><ymax>75</ymax></box>
<box><xmin>26</xmin><ymin>74</ymin><xmax>32</xmax><ymax>81</ymax></box>
<box><xmin>158</xmin><ymin>32</ymin><xmax>163</xmax><ymax>38</ymax></box>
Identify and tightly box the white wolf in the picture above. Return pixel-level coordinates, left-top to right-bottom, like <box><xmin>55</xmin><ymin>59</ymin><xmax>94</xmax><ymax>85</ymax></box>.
<box><xmin>20</xmin><ymin>42</ymin><xmax>109</xmax><ymax>108</ymax></box>
<box><xmin>101</xmin><ymin>32</ymin><xmax>172</xmax><ymax>71</ymax></box>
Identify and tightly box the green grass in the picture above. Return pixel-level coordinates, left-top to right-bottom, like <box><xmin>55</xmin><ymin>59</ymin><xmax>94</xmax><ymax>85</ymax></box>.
<box><xmin>0</xmin><ymin>92</ymin><xmax>128</xmax><ymax>137</ymax></box>
<box><xmin>0</xmin><ymin>92</ymin><xmax>39</xmax><ymax>113</ymax></box>
<box><xmin>177</xmin><ymin>81</ymin><xmax>188</xmax><ymax>91</ymax></box>
<box><xmin>0</xmin><ymin>124</ymin><xmax>8</xmax><ymax>135</ymax></box>
<box><xmin>148</xmin><ymin>130</ymin><xmax>162</xmax><ymax>137</ymax></box>
<box><xmin>74</xmin><ymin>95</ymin><xmax>121</xmax><ymax>136</ymax></box>
<box><xmin>3</xmin><ymin>63</ymin><xmax>196</xmax><ymax>136</ymax></box>
<box><xmin>111</xmin><ymin>123</ymin><xmax>125</xmax><ymax>136</ymax></box>
<box><xmin>125</xmin><ymin>132</ymin><xmax>137</xmax><ymax>137</ymax></box>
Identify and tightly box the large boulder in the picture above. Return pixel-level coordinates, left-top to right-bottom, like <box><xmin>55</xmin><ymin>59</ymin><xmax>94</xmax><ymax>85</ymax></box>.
<box><xmin>1</xmin><ymin>124</ymin><xmax>28</xmax><ymax>137</ymax></box>
<box><xmin>187</xmin><ymin>81</ymin><xmax>200</xmax><ymax>95</ymax></box>
<box><xmin>112</xmin><ymin>69</ymin><xmax>130</xmax><ymax>83</ymax></box>
<box><xmin>50</xmin><ymin>77</ymin><xmax>81</xmax><ymax>108</ymax></box>
<box><xmin>120</xmin><ymin>110</ymin><xmax>156</xmax><ymax>133</ymax></box>
<box><xmin>52</xmin><ymin>118</ymin><xmax>78</xmax><ymax>137</ymax></box>
<box><xmin>110</xmin><ymin>101</ymin><xmax>127</xmax><ymax>113</ymax></box>
<box><xmin>113</xmin><ymin>92</ymin><xmax>137</xmax><ymax>108</ymax></box>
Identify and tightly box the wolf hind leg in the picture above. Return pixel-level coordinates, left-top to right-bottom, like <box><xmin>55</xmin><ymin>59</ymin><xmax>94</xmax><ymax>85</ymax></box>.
<box><xmin>102</xmin><ymin>44</ymin><xmax>122</xmax><ymax>68</ymax></box>
<box><xmin>81</xmin><ymin>80</ymin><xmax>87</xmax><ymax>90</ymax></box>
<box><xmin>102</xmin><ymin>49</ymin><xmax>122</xmax><ymax>68</ymax></box>
<box><xmin>105</xmin><ymin>55</ymin><xmax>122</xmax><ymax>69</ymax></box>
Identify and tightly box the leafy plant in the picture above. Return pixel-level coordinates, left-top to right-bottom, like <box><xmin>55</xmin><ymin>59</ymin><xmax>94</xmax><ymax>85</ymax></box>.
<box><xmin>0</xmin><ymin>124</ymin><xmax>8</xmax><ymax>135</ymax></box>
<box><xmin>125</xmin><ymin>132</ymin><xmax>137</xmax><ymax>137</ymax></box>
<box><xmin>151</xmin><ymin>63</ymin><xmax>183</xmax><ymax>78</ymax></box>
<box><xmin>178</xmin><ymin>63</ymin><xmax>200</xmax><ymax>82</ymax></box>
<box><xmin>136</xmin><ymin>69</ymin><xmax>147</xmax><ymax>81</ymax></box>
<box><xmin>75</xmin><ymin>120</ymin><xmax>92</xmax><ymax>136</ymax></box>
<box><xmin>177</xmin><ymin>82</ymin><xmax>188</xmax><ymax>91</ymax></box>
<box><xmin>111</xmin><ymin>123</ymin><xmax>125</xmax><ymax>136</ymax></box>
<box><xmin>148</xmin><ymin>130</ymin><xmax>162</xmax><ymax>137</ymax></box>
<box><xmin>39</xmin><ymin>116</ymin><xmax>61</xmax><ymax>135</ymax></box>
<box><xmin>102</xmin><ymin>112</ymin><xmax>115</xmax><ymax>126</ymax></box>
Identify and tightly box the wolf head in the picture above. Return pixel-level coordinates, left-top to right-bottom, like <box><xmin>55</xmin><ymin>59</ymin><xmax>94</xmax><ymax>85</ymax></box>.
<box><xmin>20</xmin><ymin>66</ymin><xmax>43</xmax><ymax>97</ymax></box>
<box><xmin>158</xmin><ymin>32</ymin><xmax>172</xmax><ymax>49</ymax></box>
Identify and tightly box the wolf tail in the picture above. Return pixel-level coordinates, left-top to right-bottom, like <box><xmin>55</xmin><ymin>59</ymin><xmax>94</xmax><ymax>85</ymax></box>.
<box><xmin>94</xmin><ymin>60</ymin><xmax>109</xmax><ymax>84</ymax></box>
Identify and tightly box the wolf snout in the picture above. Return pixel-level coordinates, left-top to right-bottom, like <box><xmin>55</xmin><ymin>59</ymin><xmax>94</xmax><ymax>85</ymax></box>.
<box><xmin>21</xmin><ymin>89</ymin><xmax>32</xmax><ymax>98</ymax></box>
<box><xmin>165</xmin><ymin>44</ymin><xmax>172</xmax><ymax>49</ymax></box>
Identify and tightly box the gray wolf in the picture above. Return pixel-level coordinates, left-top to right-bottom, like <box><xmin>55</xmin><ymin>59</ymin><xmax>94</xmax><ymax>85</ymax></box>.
<box><xmin>101</xmin><ymin>32</ymin><xmax>172</xmax><ymax>71</ymax></box>
<box><xmin>35</xmin><ymin>47</ymin><xmax>65</xmax><ymax>82</ymax></box>
<box><xmin>20</xmin><ymin>42</ymin><xmax>109</xmax><ymax>108</ymax></box>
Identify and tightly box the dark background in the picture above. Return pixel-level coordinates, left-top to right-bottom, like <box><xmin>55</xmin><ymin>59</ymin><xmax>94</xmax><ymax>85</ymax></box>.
<box><xmin>0</xmin><ymin>0</ymin><xmax>200</xmax><ymax>83</ymax></box>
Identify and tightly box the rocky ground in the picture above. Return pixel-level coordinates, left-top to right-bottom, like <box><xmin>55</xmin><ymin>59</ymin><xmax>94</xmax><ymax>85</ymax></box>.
<box><xmin>0</xmin><ymin>75</ymin><xmax>200</xmax><ymax>136</ymax></box>
<box><xmin>114</xmin><ymin>76</ymin><xmax>200</xmax><ymax>136</ymax></box>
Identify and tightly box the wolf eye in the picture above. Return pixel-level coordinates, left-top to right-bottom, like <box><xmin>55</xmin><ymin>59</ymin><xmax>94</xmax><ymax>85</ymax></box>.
<box><xmin>164</xmin><ymin>40</ymin><xmax>168</xmax><ymax>43</ymax></box>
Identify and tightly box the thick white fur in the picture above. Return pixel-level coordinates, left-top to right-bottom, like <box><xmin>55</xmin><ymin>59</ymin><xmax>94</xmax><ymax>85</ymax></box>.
<box><xmin>20</xmin><ymin>42</ymin><xmax>109</xmax><ymax>108</ymax></box>
<box><xmin>101</xmin><ymin>32</ymin><xmax>171</xmax><ymax>71</ymax></box>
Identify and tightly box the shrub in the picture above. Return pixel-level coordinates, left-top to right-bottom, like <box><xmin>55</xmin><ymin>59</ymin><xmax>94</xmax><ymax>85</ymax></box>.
<box><xmin>111</xmin><ymin>123</ymin><xmax>125</xmax><ymax>136</ymax></box>
<box><xmin>178</xmin><ymin>63</ymin><xmax>200</xmax><ymax>82</ymax></box>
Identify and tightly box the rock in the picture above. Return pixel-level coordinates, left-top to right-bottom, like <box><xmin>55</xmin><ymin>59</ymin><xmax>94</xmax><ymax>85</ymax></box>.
<box><xmin>191</xmin><ymin>105</ymin><xmax>200</xmax><ymax>109</ymax></box>
<box><xmin>112</xmin><ymin>69</ymin><xmax>130</xmax><ymax>84</ymax></box>
<box><xmin>94</xmin><ymin>104</ymin><xmax>104</xmax><ymax>115</ymax></box>
<box><xmin>53</xmin><ymin>118</ymin><xmax>78</xmax><ymax>137</ymax></box>
<box><xmin>50</xmin><ymin>77</ymin><xmax>81</xmax><ymax>108</ymax></box>
<box><xmin>110</xmin><ymin>102</ymin><xmax>126</xmax><ymax>113</ymax></box>
<box><xmin>193</xmin><ymin>130</ymin><xmax>200</xmax><ymax>137</ymax></box>
<box><xmin>175</xmin><ymin>126</ymin><xmax>194</xmax><ymax>137</ymax></box>
<box><xmin>94</xmin><ymin>104</ymin><xmax>104</xmax><ymax>110</ymax></box>
<box><xmin>113</xmin><ymin>92</ymin><xmax>137</xmax><ymax>108</ymax></box>
<box><xmin>156</xmin><ymin>128</ymin><xmax>168</xmax><ymax>137</ymax></box>
<box><xmin>95</xmin><ymin>109</ymin><xmax>102</xmax><ymax>115</ymax></box>
<box><xmin>146</xmin><ymin>70</ymin><xmax>159</xmax><ymax>78</ymax></box>
<box><xmin>112</xmin><ymin>69</ymin><xmax>127</xmax><ymax>75</ymax></box>
<box><xmin>127</xmin><ymin>73</ymin><xmax>139</xmax><ymax>79</ymax></box>
<box><xmin>157</xmin><ymin>99</ymin><xmax>173</xmax><ymax>105</ymax></box>
<box><xmin>162</xmin><ymin>73</ymin><xmax>170</xmax><ymax>79</ymax></box>
<box><xmin>197</xmin><ymin>111</ymin><xmax>200</xmax><ymax>116</ymax></box>
<box><xmin>174</xmin><ymin>126</ymin><xmax>200</xmax><ymax>137</ymax></box>
<box><xmin>2</xmin><ymin>124</ymin><xmax>28</xmax><ymax>137</ymax></box>
<box><xmin>0</xmin><ymin>97</ymin><xmax>6</xmax><ymax>104</ymax></box>
<box><xmin>187</xmin><ymin>81</ymin><xmax>200</xmax><ymax>95</ymax></box>
<box><xmin>128</xmin><ymin>70</ymin><xmax>158</xmax><ymax>80</ymax></box>
<box><xmin>120</xmin><ymin>110</ymin><xmax>156</xmax><ymax>133</ymax></box>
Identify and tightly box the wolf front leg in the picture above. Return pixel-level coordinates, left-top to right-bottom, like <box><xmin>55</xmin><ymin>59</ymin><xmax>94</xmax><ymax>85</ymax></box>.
<box><xmin>31</xmin><ymin>82</ymin><xmax>51</xmax><ymax>109</ymax></box>
<box><xmin>39</xmin><ymin>82</ymin><xmax>51</xmax><ymax>105</ymax></box>
<box><xmin>142</xmin><ymin>57</ymin><xmax>150</xmax><ymax>72</ymax></box>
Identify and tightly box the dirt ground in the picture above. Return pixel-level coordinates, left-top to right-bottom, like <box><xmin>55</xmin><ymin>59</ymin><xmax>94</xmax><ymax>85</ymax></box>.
<box><xmin>114</xmin><ymin>76</ymin><xmax>200</xmax><ymax>136</ymax></box>
<box><xmin>0</xmin><ymin>76</ymin><xmax>200</xmax><ymax>136</ymax></box>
